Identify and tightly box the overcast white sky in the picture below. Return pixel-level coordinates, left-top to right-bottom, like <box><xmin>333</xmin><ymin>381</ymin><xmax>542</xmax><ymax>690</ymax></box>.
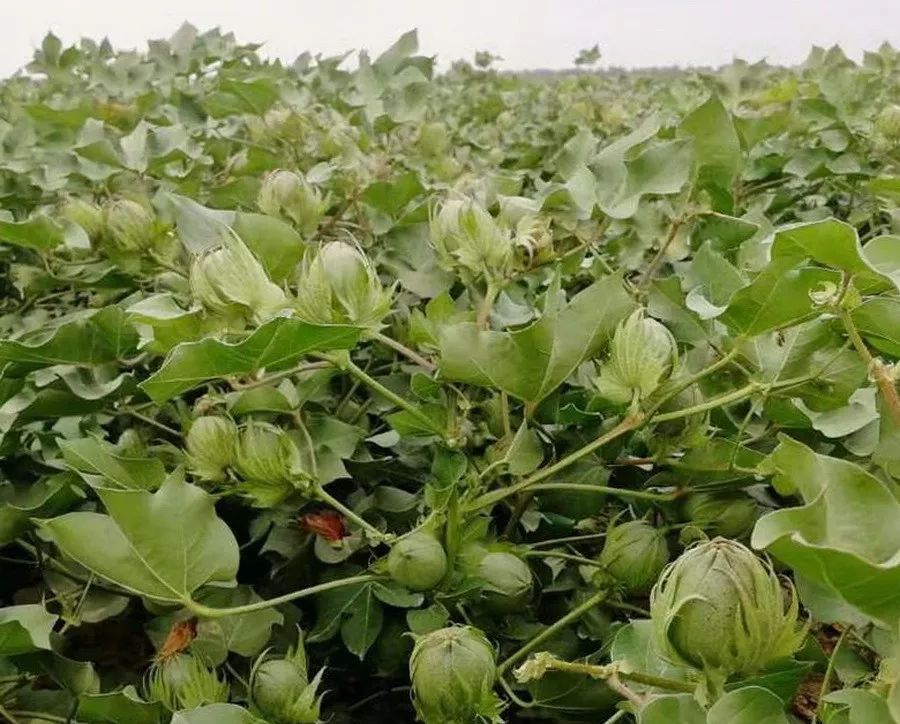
<box><xmin>2</xmin><ymin>0</ymin><xmax>900</xmax><ymax>76</ymax></box>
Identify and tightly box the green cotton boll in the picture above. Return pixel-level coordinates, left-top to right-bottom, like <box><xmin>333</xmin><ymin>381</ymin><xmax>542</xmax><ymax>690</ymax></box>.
<box><xmin>186</xmin><ymin>416</ymin><xmax>238</xmax><ymax>482</ymax></box>
<box><xmin>59</xmin><ymin>197</ymin><xmax>104</xmax><ymax>239</ymax></box>
<box><xmin>103</xmin><ymin>198</ymin><xmax>156</xmax><ymax>252</ymax></box>
<box><xmin>683</xmin><ymin>492</ymin><xmax>759</xmax><ymax>538</ymax></box>
<box><xmin>596</xmin><ymin>309</ymin><xmax>677</xmax><ymax>405</ymax></box>
<box><xmin>430</xmin><ymin>198</ymin><xmax>513</xmax><ymax>279</ymax></box>
<box><xmin>409</xmin><ymin>626</ymin><xmax>503</xmax><ymax>724</ymax></box>
<box><xmin>417</xmin><ymin>121</ymin><xmax>450</xmax><ymax>156</ymax></box>
<box><xmin>258</xmin><ymin>169</ymin><xmax>326</xmax><ymax>236</ymax></box>
<box><xmin>387</xmin><ymin>531</ymin><xmax>448</xmax><ymax>592</ymax></box>
<box><xmin>189</xmin><ymin>232</ymin><xmax>287</xmax><ymax>324</ymax></box>
<box><xmin>251</xmin><ymin>635</ymin><xmax>323</xmax><ymax>724</ymax></box>
<box><xmin>294</xmin><ymin>241</ymin><xmax>392</xmax><ymax>328</ymax></box>
<box><xmin>876</xmin><ymin>105</ymin><xmax>900</xmax><ymax>139</ymax></box>
<box><xmin>145</xmin><ymin>654</ymin><xmax>229</xmax><ymax>712</ymax></box>
<box><xmin>234</xmin><ymin>421</ymin><xmax>304</xmax><ymax>491</ymax></box>
<box><xmin>476</xmin><ymin>551</ymin><xmax>534</xmax><ymax>613</ymax></box>
<box><xmin>650</xmin><ymin>538</ymin><xmax>806</xmax><ymax>682</ymax></box>
<box><xmin>598</xmin><ymin>519</ymin><xmax>669</xmax><ymax>595</ymax></box>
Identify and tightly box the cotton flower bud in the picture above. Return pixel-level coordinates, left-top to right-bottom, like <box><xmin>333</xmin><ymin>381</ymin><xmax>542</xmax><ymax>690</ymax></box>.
<box><xmin>190</xmin><ymin>233</ymin><xmax>287</xmax><ymax>324</ymax></box>
<box><xmin>387</xmin><ymin>531</ymin><xmax>448</xmax><ymax>592</ymax></box>
<box><xmin>683</xmin><ymin>492</ymin><xmax>759</xmax><ymax>538</ymax></box>
<box><xmin>103</xmin><ymin>198</ymin><xmax>155</xmax><ymax>252</ymax></box>
<box><xmin>145</xmin><ymin>654</ymin><xmax>229</xmax><ymax>712</ymax></box>
<box><xmin>409</xmin><ymin>626</ymin><xmax>503</xmax><ymax>724</ymax></box>
<box><xmin>598</xmin><ymin>519</ymin><xmax>669</xmax><ymax>595</ymax></box>
<box><xmin>251</xmin><ymin>634</ymin><xmax>323</xmax><ymax>724</ymax></box>
<box><xmin>476</xmin><ymin>551</ymin><xmax>534</xmax><ymax>613</ymax></box>
<box><xmin>59</xmin><ymin>197</ymin><xmax>104</xmax><ymax>239</ymax></box>
<box><xmin>430</xmin><ymin>199</ymin><xmax>513</xmax><ymax>280</ymax></box>
<box><xmin>186</xmin><ymin>416</ymin><xmax>238</xmax><ymax>482</ymax></box>
<box><xmin>876</xmin><ymin>105</ymin><xmax>900</xmax><ymax>139</ymax></box>
<box><xmin>294</xmin><ymin>241</ymin><xmax>392</xmax><ymax>327</ymax></box>
<box><xmin>258</xmin><ymin>170</ymin><xmax>326</xmax><ymax>236</ymax></box>
<box><xmin>596</xmin><ymin>310</ymin><xmax>677</xmax><ymax>406</ymax></box>
<box><xmin>234</xmin><ymin>421</ymin><xmax>304</xmax><ymax>489</ymax></box>
<box><xmin>650</xmin><ymin>538</ymin><xmax>805</xmax><ymax>682</ymax></box>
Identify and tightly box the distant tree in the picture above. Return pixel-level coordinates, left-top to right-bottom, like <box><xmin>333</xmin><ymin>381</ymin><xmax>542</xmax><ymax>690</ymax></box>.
<box><xmin>574</xmin><ymin>44</ymin><xmax>602</xmax><ymax>67</ymax></box>
<box><xmin>474</xmin><ymin>50</ymin><xmax>502</xmax><ymax>69</ymax></box>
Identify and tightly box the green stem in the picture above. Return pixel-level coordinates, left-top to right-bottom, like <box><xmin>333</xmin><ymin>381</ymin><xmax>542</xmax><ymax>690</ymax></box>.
<box><xmin>529</xmin><ymin>532</ymin><xmax>609</xmax><ymax>548</ymax></box>
<box><xmin>518</xmin><ymin>657</ymin><xmax>695</xmax><ymax>694</ymax></box>
<box><xmin>369</xmin><ymin>330</ymin><xmax>437</xmax><ymax>373</ymax></box>
<box><xmin>528</xmin><ymin>483</ymin><xmax>681</xmax><ymax>503</ymax></box>
<box><xmin>312</xmin><ymin>486</ymin><xmax>390</xmax><ymax>542</ymax></box>
<box><xmin>652</xmin><ymin>382</ymin><xmax>763</xmax><ymax>423</ymax></box>
<box><xmin>497</xmin><ymin>590</ymin><xmax>608</xmax><ymax>675</ymax></box>
<box><xmin>6</xmin><ymin>714</ymin><xmax>66</xmax><ymax>724</ymax></box>
<box><xmin>187</xmin><ymin>574</ymin><xmax>381</xmax><ymax>619</ymax></box>
<box><xmin>327</xmin><ymin>355</ymin><xmax>446</xmax><ymax>439</ymax></box>
<box><xmin>477</xmin><ymin>282</ymin><xmax>500</xmax><ymax>329</ymax></box>
<box><xmin>0</xmin><ymin>709</ymin><xmax>20</xmax><ymax>724</ymax></box>
<box><xmin>523</xmin><ymin>550</ymin><xmax>604</xmax><ymax>568</ymax></box>
<box><xmin>817</xmin><ymin>625</ymin><xmax>852</xmax><ymax>720</ymax></box>
<box><xmin>646</xmin><ymin>345</ymin><xmax>742</xmax><ymax>416</ymax></box>
<box><xmin>231</xmin><ymin>361</ymin><xmax>331</xmax><ymax>390</ymax></box>
<box><xmin>467</xmin><ymin>415</ymin><xmax>643</xmax><ymax>511</ymax></box>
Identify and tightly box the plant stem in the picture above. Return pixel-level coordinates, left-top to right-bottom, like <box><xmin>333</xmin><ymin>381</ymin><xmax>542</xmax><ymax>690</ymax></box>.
<box><xmin>328</xmin><ymin>355</ymin><xmax>446</xmax><ymax>439</ymax></box>
<box><xmin>817</xmin><ymin>625</ymin><xmax>852</xmax><ymax>719</ymax></box>
<box><xmin>645</xmin><ymin>345</ymin><xmax>742</xmax><ymax>416</ymax></box>
<box><xmin>530</xmin><ymin>532</ymin><xmax>609</xmax><ymax>548</ymax></box>
<box><xmin>528</xmin><ymin>483</ymin><xmax>682</xmax><ymax>503</ymax></box>
<box><xmin>187</xmin><ymin>574</ymin><xmax>380</xmax><ymax>618</ymax></box>
<box><xmin>638</xmin><ymin>215</ymin><xmax>686</xmax><ymax>290</ymax></box>
<box><xmin>838</xmin><ymin>307</ymin><xmax>900</xmax><ymax>424</ymax></box>
<box><xmin>466</xmin><ymin>415</ymin><xmax>643</xmax><ymax>511</ymax></box>
<box><xmin>516</xmin><ymin>656</ymin><xmax>695</xmax><ymax>693</ymax></box>
<box><xmin>313</xmin><ymin>485</ymin><xmax>390</xmax><ymax>542</ymax></box>
<box><xmin>6</xmin><ymin>714</ymin><xmax>66</xmax><ymax>724</ymax></box>
<box><xmin>0</xmin><ymin>704</ymin><xmax>18</xmax><ymax>724</ymax></box>
<box><xmin>497</xmin><ymin>590</ymin><xmax>608</xmax><ymax>675</ymax></box>
<box><xmin>231</xmin><ymin>361</ymin><xmax>331</xmax><ymax>390</ymax></box>
<box><xmin>369</xmin><ymin>330</ymin><xmax>436</xmax><ymax>373</ymax></box>
<box><xmin>477</xmin><ymin>282</ymin><xmax>500</xmax><ymax>329</ymax></box>
<box><xmin>523</xmin><ymin>550</ymin><xmax>604</xmax><ymax>568</ymax></box>
<box><xmin>652</xmin><ymin>382</ymin><xmax>763</xmax><ymax>422</ymax></box>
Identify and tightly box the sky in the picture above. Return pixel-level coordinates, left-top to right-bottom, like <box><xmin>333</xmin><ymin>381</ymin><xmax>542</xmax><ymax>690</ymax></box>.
<box><xmin>1</xmin><ymin>0</ymin><xmax>900</xmax><ymax>77</ymax></box>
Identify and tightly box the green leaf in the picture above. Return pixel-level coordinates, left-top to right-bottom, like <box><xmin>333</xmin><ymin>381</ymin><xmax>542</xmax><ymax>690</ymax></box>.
<box><xmin>611</xmin><ymin>621</ymin><xmax>691</xmax><ymax>694</ymax></box>
<box><xmin>824</xmin><ymin>689</ymin><xmax>894</xmax><ymax>724</ymax></box>
<box><xmin>191</xmin><ymin>586</ymin><xmax>283</xmax><ymax>664</ymax></box>
<box><xmin>0</xmin><ymin>307</ymin><xmax>138</xmax><ymax>374</ymax></box>
<box><xmin>0</xmin><ymin>604</ymin><xmax>57</xmax><ymax>655</ymax></box>
<box><xmin>439</xmin><ymin>275</ymin><xmax>635</xmax><ymax>402</ymax></box>
<box><xmin>752</xmin><ymin>436</ymin><xmax>900</xmax><ymax>626</ymax></box>
<box><xmin>679</xmin><ymin>95</ymin><xmax>742</xmax><ymax>196</ymax></box>
<box><xmin>504</xmin><ymin>423</ymin><xmax>544</xmax><ymax>476</ymax></box>
<box><xmin>77</xmin><ymin>686</ymin><xmax>165</xmax><ymax>724</ymax></box>
<box><xmin>60</xmin><ymin>438</ymin><xmax>167</xmax><ymax>491</ymax></box>
<box><xmin>232</xmin><ymin>212</ymin><xmax>307</xmax><ymax>282</ymax></box>
<box><xmin>171</xmin><ymin>704</ymin><xmax>262</xmax><ymax>724</ymax></box>
<box><xmin>309</xmin><ymin>570</ymin><xmax>384</xmax><ymax>660</ymax></box>
<box><xmin>720</xmin><ymin>258</ymin><xmax>839</xmax><ymax>335</ymax></box>
<box><xmin>39</xmin><ymin>472</ymin><xmax>239</xmax><ymax>605</ymax></box>
<box><xmin>707</xmin><ymin>686</ymin><xmax>791</xmax><ymax>724</ymax></box>
<box><xmin>596</xmin><ymin>138</ymin><xmax>693</xmax><ymax>219</ymax></box>
<box><xmin>0</xmin><ymin>475</ymin><xmax>80</xmax><ymax>545</ymax></box>
<box><xmin>852</xmin><ymin>297</ymin><xmax>900</xmax><ymax>358</ymax></box>
<box><xmin>0</xmin><ymin>214</ymin><xmax>64</xmax><ymax>250</ymax></box>
<box><xmin>770</xmin><ymin>219</ymin><xmax>899</xmax><ymax>290</ymax></box>
<box><xmin>639</xmin><ymin>695</ymin><xmax>705</xmax><ymax>724</ymax></box>
<box><xmin>140</xmin><ymin>318</ymin><xmax>362</xmax><ymax>402</ymax></box>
